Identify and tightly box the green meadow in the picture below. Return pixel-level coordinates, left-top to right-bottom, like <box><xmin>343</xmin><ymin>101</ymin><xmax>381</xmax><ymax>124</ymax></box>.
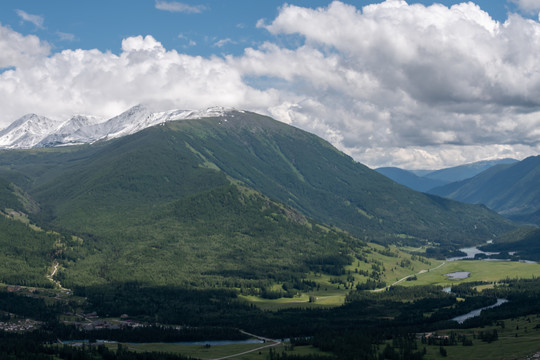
<box><xmin>402</xmin><ymin>260</ymin><xmax>540</xmax><ymax>288</ymax></box>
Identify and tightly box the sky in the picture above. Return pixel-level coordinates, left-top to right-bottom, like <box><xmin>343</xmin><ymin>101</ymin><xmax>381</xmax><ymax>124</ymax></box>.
<box><xmin>1</xmin><ymin>0</ymin><xmax>540</xmax><ymax>169</ymax></box>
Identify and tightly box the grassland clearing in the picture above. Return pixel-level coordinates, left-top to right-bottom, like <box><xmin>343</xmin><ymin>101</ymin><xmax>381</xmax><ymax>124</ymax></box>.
<box><xmin>401</xmin><ymin>260</ymin><xmax>540</xmax><ymax>288</ymax></box>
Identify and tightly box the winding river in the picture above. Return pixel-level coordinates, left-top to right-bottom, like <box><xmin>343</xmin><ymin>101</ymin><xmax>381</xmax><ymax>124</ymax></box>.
<box><xmin>451</xmin><ymin>298</ymin><xmax>508</xmax><ymax>324</ymax></box>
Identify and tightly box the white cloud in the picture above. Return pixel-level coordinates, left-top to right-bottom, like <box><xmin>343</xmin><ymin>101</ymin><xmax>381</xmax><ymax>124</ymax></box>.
<box><xmin>57</xmin><ymin>31</ymin><xmax>76</xmax><ymax>42</ymax></box>
<box><xmin>15</xmin><ymin>9</ymin><xmax>44</xmax><ymax>29</ymax></box>
<box><xmin>237</xmin><ymin>0</ymin><xmax>540</xmax><ymax>168</ymax></box>
<box><xmin>0</xmin><ymin>24</ymin><xmax>50</xmax><ymax>68</ymax></box>
<box><xmin>155</xmin><ymin>1</ymin><xmax>207</xmax><ymax>14</ymax></box>
<box><xmin>213</xmin><ymin>38</ymin><xmax>233</xmax><ymax>48</ymax></box>
<box><xmin>512</xmin><ymin>0</ymin><xmax>540</xmax><ymax>14</ymax></box>
<box><xmin>0</xmin><ymin>34</ymin><xmax>276</xmax><ymax>131</ymax></box>
<box><xmin>3</xmin><ymin>1</ymin><xmax>540</xmax><ymax>169</ymax></box>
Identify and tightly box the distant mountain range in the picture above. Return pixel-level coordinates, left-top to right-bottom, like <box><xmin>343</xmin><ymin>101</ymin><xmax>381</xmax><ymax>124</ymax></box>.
<box><xmin>429</xmin><ymin>156</ymin><xmax>540</xmax><ymax>225</ymax></box>
<box><xmin>377</xmin><ymin>157</ymin><xmax>540</xmax><ymax>225</ymax></box>
<box><xmin>376</xmin><ymin>158</ymin><xmax>518</xmax><ymax>193</ymax></box>
<box><xmin>0</xmin><ymin>105</ymin><xmax>231</xmax><ymax>149</ymax></box>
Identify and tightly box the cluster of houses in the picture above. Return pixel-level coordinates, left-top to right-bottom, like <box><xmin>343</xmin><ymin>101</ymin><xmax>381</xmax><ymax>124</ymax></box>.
<box><xmin>0</xmin><ymin>318</ymin><xmax>41</xmax><ymax>332</ymax></box>
<box><xmin>68</xmin><ymin>312</ymin><xmax>143</xmax><ymax>331</ymax></box>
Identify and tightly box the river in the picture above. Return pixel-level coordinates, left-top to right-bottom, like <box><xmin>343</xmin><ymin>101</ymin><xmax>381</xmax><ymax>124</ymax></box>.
<box><xmin>446</xmin><ymin>247</ymin><xmax>499</xmax><ymax>261</ymax></box>
<box><xmin>447</xmin><ymin>245</ymin><xmax>537</xmax><ymax>263</ymax></box>
<box><xmin>451</xmin><ymin>298</ymin><xmax>508</xmax><ymax>324</ymax></box>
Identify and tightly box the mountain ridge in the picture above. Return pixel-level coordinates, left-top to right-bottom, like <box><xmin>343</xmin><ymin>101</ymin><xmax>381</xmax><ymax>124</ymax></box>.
<box><xmin>0</xmin><ymin>105</ymin><xmax>236</xmax><ymax>149</ymax></box>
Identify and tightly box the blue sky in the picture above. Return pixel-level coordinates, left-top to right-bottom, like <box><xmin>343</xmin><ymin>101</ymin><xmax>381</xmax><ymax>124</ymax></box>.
<box><xmin>0</xmin><ymin>1</ymin><xmax>526</xmax><ymax>57</ymax></box>
<box><xmin>1</xmin><ymin>0</ymin><xmax>540</xmax><ymax>169</ymax></box>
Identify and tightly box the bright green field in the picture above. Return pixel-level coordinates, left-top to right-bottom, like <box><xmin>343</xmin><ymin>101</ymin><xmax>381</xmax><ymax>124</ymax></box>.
<box><xmin>400</xmin><ymin>260</ymin><xmax>540</xmax><ymax>288</ymax></box>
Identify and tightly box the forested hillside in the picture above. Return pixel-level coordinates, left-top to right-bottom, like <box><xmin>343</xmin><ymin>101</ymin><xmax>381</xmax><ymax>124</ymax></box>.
<box><xmin>0</xmin><ymin>111</ymin><xmax>514</xmax><ymax>288</ymax></box>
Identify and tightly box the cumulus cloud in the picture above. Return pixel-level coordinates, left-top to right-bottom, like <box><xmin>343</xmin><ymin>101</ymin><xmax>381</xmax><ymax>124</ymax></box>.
<box><xmin>15</xmin><ymin>9</ymin><xmax>44</xmax><ymax>29</ymax></box>
<box><xmin>155</xmin><ymin>1</ymin><xmax>207</xmax><ymax>14</ymax></box>
<box><xmin>2</xmin><ymin>1</ymin><xmax>540</xmax><ymax>169</ymax></box>
<box><xmin>237</xmin><ymin>0</ymin><xmax>540</xmax><ymax>168</ymax></box>
<box><xmin>0</xmin><ymin>33</ymin><xmax>276</xmax><ymax>131</ymax></box>
<box><xmin>0</xmin><ymin>24</ymin><xmax>50</xmax><ymax>68</ymax></box>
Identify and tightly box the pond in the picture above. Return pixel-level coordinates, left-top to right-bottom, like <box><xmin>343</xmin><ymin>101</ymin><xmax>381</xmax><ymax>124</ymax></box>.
<box><xmin>444</xmin><ymin>271</ymin><xmax>470</xmax><ymax>280</ymax></box>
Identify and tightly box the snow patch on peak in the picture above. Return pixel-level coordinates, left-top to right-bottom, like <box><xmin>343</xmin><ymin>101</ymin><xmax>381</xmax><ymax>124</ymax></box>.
<box><xmin>0</xmin><ymin>105</ymin><xmax>247</xmax><ymax>149</ymax></box>
<box><xmin>0</xmin><ymin>114</ymin><xmax>61</xmax><ymax>149</ymax></box>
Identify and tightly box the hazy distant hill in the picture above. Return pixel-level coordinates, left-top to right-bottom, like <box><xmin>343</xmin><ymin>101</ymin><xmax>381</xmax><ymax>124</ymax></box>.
<box><xmin>421</xmin><ymin>158</ymin><xmax>518</xmax><ymax>183</ymax></box>
<box><xmin>375</xmin><ymin>167</ymin><xmax>448</xmax><ymax>192</ymax></box>
<box><xmin>429</xmin><ymin>156</ymin><xmax>540</xmax><ymax>224</ymax></box>
<box><xmin>0</xmin><ymin>110</ymin><xmax>514</xmax><ymax>287</ymax></box>
<box><xmin>377</xmin><ymin>159</ymin><xmax>518</xmax><ymax>193</ymax></box>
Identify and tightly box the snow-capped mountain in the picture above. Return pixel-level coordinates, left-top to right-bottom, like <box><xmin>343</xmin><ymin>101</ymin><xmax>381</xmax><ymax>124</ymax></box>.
<box><xmin>0</xmin><ymin>105</ymin><xmax>232</xmax><ymax>149</ymax></box>
<box><xmin>38</xmin><ymin>114</ymin><xmax>103</xmax><ymax>147</ymax></box>
<box><xmin>0</xmin><ymin>114</ymin><xmax>61</xmax><ymax>149</ymax></box>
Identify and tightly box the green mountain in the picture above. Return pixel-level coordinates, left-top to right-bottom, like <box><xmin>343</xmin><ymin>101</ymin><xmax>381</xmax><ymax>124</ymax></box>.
<box><xmin>429</xmin><ymin>156</ymin><xmax>540</xmax><ymax>224</ymax></box>
<box><xmin>0</xmin><ymin>111</ymin><xmax>514</xmax><ymax>287</ymax></box>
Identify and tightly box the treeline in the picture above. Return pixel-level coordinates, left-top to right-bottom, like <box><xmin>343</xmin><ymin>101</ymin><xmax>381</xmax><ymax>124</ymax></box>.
<box><xmin>0</xmin><ymin>290</ymin><xmax>64</xmax><ymax>322</ymax></box>
<box><xmin>0</xmin><ymin>338</ymin><xmax>193</xmax><ymax>360</ymax></box>
<box><xmin>52</xmin><ymin>323</ymin><xmax>249</xmax><ymax>343</ymax></box>
<box><xmin>74</xmin><ymin>283</ymin><xmax>255</xmax><ymax>326</ymax></box>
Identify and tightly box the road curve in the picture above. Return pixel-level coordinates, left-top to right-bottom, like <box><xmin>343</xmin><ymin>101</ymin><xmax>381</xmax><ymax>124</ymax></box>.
<box><xmin>209</xmin><ymin>330</ymin><xmax>282</xmax><ymax>360</ymax></box>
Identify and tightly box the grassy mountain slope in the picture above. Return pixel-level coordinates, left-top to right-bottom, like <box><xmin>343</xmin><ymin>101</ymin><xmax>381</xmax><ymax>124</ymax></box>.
<box><xmin>429</xmin><ymin>156</ymin><xmax>540</xmax><ymax>222</ymax></box>
<box><xmin>156</xmin><ymin>113</ymin><xmax>513</xmax><ymax>246</ymax></box>
<box><xmin>0</xmin><ymin>124</ymin><xmax>364</xmax><ymax>287</ymax></box>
